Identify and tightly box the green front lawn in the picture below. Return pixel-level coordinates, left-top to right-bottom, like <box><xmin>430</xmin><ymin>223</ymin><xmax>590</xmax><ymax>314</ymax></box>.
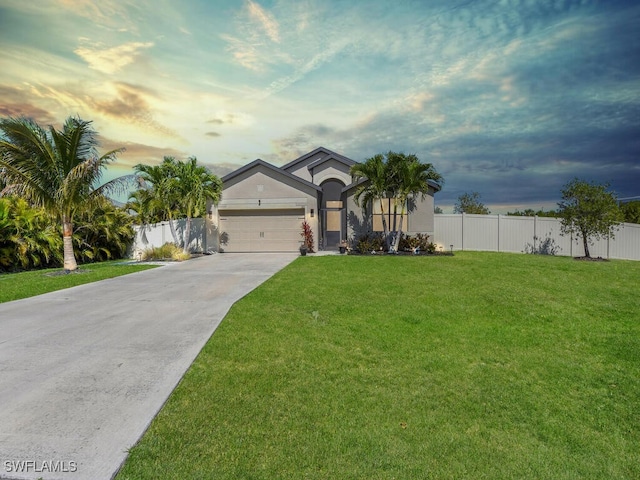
<box><xmin>0</xmin><ymin>261</ymin><xmax>158</xmax><ymax>303</ymax></box>
<box><xmin>117</xmin><ymin>252</ymin><xmax>640</xmax><ymax>479</ymax></box>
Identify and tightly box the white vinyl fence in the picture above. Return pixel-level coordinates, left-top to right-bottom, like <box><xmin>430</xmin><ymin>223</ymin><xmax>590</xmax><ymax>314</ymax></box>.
<box><xmin>433</xmin><ymin>214</ymin><xmax>640</xmax><ymax>261</ymax></box>
<box><xmin>129</xmin><ymin>218</ymin><xmax>207</xmax><ymax>258</ymax></box>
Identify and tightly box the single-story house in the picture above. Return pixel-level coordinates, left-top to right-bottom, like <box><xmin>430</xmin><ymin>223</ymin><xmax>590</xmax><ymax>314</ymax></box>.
<box><xmin>206</xmin><ymin>147</ymin><xmax>440</xmax><ymax>252</ymax></box>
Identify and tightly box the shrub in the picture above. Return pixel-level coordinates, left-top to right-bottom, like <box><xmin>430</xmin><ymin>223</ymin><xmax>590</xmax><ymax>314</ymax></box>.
<box><xmin>398</xmin><ymin>233</ymin><xmax>435</xmax><ymax>253</ymax></box>
<box><xmin>0</xmin><ymin>197</ymin><xmax>62</xmax><ymax>271</ymax></box>
<box><xmin>524</xmin><ymin>236</ymin><xmax>560</xmax><ymax>255</ymax></box>
<box><xmin>355</xmin><ymin>232</ymin><xmax>386</xmax><ymax>253</ymax></box>
<box><xmin>142</xmin><ymin>243</ymin><xmax>191</xmax><ymax>261</ymax></box>
<box><xmin>300</xmin><ymin>221</ymin><xmax>314</xmax><ymax>252</ymax></box>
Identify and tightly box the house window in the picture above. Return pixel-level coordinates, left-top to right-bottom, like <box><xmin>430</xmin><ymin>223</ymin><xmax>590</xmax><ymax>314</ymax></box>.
<box><xmin>372</xmin><ymin>198</ymin><xmax>408</xmax><ymax>232</ymax></box>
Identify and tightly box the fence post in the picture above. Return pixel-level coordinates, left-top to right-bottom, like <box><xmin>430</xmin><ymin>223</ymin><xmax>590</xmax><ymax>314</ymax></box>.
<box><xmin>461</xmin><ymin>213</ymin><xmax>465</xmax><ymax>251</ymax></box>
<box><xmin>497</xmin><ymin>214</ymin><xmax>500</xmax><ymax>252</ymax></box>
<box><xmin>533</xmin><ymin>215</ymin><xmax>537</xmax><ymax>252</ymax></box>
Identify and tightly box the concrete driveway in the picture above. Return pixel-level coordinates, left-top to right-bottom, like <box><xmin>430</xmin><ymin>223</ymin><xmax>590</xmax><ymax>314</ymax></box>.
<box><xmin>0</xmin><ymin>253</ymin><xmax>297</xmax><ymax>480</ymax></box>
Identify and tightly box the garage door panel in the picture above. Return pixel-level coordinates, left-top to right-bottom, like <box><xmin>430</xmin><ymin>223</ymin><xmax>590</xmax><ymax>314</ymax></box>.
<box><xmin>219</xmin><ymin>209</ymin><xmax>305</xmax><ymax>252</ymax></box>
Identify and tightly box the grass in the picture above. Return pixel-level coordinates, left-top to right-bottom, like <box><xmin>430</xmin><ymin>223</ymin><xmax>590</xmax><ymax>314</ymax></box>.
<box><xmin>116</xmin><ymin>252</ymin><xmax>640</xmax><ymax>480</ymax></box>
<box><xmin>0</xmin><ymin>261</ymin><xmax>158</xmax><ymax>303</ymax></box>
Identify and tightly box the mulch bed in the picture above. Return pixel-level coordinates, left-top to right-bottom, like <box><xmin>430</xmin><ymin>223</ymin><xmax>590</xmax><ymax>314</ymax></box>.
<box><xmin>573</xmin><ymin>256</ymin><xmax>609</xmax><ymax>262</ymax></box>
<box><xmin>348</xmin><ymin>251</ymin><xmax>454</xmax><ymax>256</ymax></box>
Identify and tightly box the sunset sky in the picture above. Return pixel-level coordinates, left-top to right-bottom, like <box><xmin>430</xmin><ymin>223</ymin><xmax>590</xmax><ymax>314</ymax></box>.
<box><xmin>1</xmin><ymin>0</ymin><xmax>638</xmax><ymax>212</ymax></box>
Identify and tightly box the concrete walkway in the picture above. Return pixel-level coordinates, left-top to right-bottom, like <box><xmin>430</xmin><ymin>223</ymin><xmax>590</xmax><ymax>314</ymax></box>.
<box><xmin>0</xmin><ymin>253</ymin><xmax>297</xmax><ymax>480</ymax></box>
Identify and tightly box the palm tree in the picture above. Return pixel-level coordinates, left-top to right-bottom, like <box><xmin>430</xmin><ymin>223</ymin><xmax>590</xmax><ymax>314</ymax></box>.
<box><xmin>0</xmin><ymin>116</ymin><xmax>126</xmax><ymax>271</ymax></box>
<box><xmin>350</xmin><ymin>153</ymin><xmax>390</xmax><ymax>245</ymax></box>
<box><xmin>132</xmin><ymin>156</ymin><xmax>222</xmax><ymax>252</ymax></box>
<box><xmin>172</xmin><ymin>156</ymin><xmax>222</xmax><ymax>252</ymax></box>
<box><xmin>132</xmin><ymin>158</ymin><xmax>182</xmax><ymax>245</ymax></box>
<box><xmin>387</xmin><ymin>153</ymin><xmax>443</xmax><ymax>252</ymax></box>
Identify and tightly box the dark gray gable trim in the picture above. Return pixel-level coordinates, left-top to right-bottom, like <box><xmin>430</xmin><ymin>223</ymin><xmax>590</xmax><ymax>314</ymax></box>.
<box><xmin>281</xmin><ymin>146</ymin><xmax>356</xmax><ymax>172</ymax></box>
<box><xmin>307</xmin><ymin>153</ymin><xmax>357</xmax><ymax>172</ymax></box>
<box><xmin>221</xmin><ymin>158</ymin><xmax>322</xmax><ymax>192</ymax></box>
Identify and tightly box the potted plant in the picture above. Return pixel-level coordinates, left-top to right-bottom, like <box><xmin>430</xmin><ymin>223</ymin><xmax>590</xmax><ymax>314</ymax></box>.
<box><xmin>300</xmin><ymin>221</ymin><xmax>314</xmax><ymax>256</ymax></box>
<box><xmin>338</xmin><ymin>240</ymin><xmax>348</xmax><ymax>254</ymax></box>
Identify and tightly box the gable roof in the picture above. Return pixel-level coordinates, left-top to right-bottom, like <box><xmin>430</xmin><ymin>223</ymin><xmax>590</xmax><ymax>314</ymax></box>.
<box><xmin>281</xmin><ymin>146</ymin><xmax>358</xmax><ymax>172</ymax></box>
<box><xmin>221</xmin><ymin>158</ymin><xmax>322</xmax><ymax>192</ymax></box>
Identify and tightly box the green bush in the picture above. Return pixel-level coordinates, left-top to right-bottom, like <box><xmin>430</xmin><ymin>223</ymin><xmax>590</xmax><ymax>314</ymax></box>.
<box><xmin>398</xmin><ymin>233</ymin><xmax>434</xmax><ymax>252</ymax></box>
<box><xmin>355</xmin><ymin>232</ymin><xmax>386</xmax><ymax>253</ymax></box>
<box><xmin>0</xmin><ymin>197</ymin><xmax>62</xmax><ymax>272</ymax></box>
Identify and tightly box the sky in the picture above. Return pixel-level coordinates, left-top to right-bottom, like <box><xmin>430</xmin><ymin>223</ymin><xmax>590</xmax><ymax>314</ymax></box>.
<box><xmin>1</xmin><ymin>0</ymin><xmax>639</xmax><ymax>212</ymax></box>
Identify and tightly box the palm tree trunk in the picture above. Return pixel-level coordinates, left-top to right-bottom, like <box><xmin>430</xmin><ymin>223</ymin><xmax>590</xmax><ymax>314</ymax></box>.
<box><xmin>393</xmin><ymin>201</ymin><xmax>406</xmax><ymax>252</ymax></box>
<box><xmin>62</xmin><ymin>216</ymin><xmax>78</xmax><ymax>271</ymax></box>
<box><xmin>166</xmin><ymin>211</ymin><xmax>180</xmax><ymax>246</ymax></box>
<box><xmin>378</xmin><ymin>198</ymin><xmax>389</xmax><ymax>250</ymax></box>
<box><xmin>183</xmin><ymin>216</ymin><xmax>192</xmax><ymax>253</ymax></box>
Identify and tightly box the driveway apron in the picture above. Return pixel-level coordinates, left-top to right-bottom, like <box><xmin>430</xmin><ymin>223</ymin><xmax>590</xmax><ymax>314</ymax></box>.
<box><xmin>0</xmin><ymin>253</ymin><xmax>297</xmax><ymax>480</ymax></box>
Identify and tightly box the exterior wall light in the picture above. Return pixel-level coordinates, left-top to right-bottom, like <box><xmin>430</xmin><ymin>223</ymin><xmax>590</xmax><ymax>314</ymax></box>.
<box><xmin>310</xmin><ymin>209</ymin><xmax>314</xmax><ymax>218</ymax></box>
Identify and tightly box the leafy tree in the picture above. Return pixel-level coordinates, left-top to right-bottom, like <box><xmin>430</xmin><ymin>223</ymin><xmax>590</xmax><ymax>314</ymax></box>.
<box><xmin>507</xmin><ymin>208</ymin><xmax>558</xmax><ymax>217</ymax></box>
<box><xmin>620</xmin><ymin>200</ymin><xmax>640</xmax><ymax>224</ymax></box>
<box><xmin>434</xmin><ymin>206</ymin><xmax>443</xmax><ymax>214</ymax></box>
<box><xmin>558</xmin><ymin>178</ymin><xmax>624</xmax><ymax>258</ymax></box>
<box><xmin>454</xmin><ymin>192</ymin><xmax>490</xmax><ymax>214</ymax></box>
<box><xmin>0</xmin><ymin>116</ymin><xmax>127</xmax><ymax>271</ymax></box>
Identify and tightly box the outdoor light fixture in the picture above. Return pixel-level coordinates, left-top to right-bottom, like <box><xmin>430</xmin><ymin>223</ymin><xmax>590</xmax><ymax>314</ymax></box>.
<box><xmin>310</xmin><ymin>209</ymin><xmax>314</xmax><ymax>217</ymax></box>
<box><xmin>450</xmin><ymin>244</ymin><xmax>454</xmax><ymax>253</ymax></box>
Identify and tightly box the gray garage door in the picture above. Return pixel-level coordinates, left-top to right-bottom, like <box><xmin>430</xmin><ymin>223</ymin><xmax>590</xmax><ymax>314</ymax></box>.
<box><xmin>219</xmin><ymin>209</ymin><xmax>305</xmax><ymax>252</ymax></box>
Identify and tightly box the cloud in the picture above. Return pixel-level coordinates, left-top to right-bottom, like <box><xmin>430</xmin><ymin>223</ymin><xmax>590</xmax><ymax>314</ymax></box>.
<box><xmin>74</xmin><ymin>39</ymin><xmax>154</xmax><ymax>74</ymax></box>
<box><xmin>89</xmin><ymin>82</ymin><xmax>179</xmax><ymax>138</ymax></box>
<box><xmin>0</xmin><ymin>86</ymin><xmax>57</xmax><ymax>125</ymax></box>
<box><xmin>221</xmin><ymin>0</ymin><xmax>283</xmax><ymax>71</ymax></box>
<box><xmin>56</xmin><ymin>0</ymin><xmax>140</xmax><ymax>33</ymax></box>
<box><xmin>205</xmin><ymin>132</ymin><xmax>221</xmax><ymax>137</ymax></box>
<box><xmin>98</xmin><ymin>136</ymin><xmax>187</xmax><ymax>169</ymax></box>
<box><xmin>246</xmin><ymin>0</ymin><xmax>280</xmax><ymax>43</ymax></box>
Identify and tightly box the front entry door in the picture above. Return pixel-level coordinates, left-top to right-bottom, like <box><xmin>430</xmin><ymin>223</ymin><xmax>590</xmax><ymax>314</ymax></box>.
<box><xmin>322</xmin><ymin>201</ymin><xmax>343</xmax><ymax>249</ymax></box>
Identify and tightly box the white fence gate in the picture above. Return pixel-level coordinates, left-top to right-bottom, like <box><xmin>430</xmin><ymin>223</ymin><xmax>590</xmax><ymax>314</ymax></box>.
<box><xmin>433</xmin><ymin>214</ymin><xmax>640</xmax><ymax>261</ymax></box>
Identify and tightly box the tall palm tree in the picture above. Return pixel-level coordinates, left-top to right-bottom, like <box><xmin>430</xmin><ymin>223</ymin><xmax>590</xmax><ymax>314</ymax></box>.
<box><xmin>387</xmin><ymin>153</ymin><xmax>443</xmax><ymax>252</ymax></box>
<box><xmin>173</xmin><ymin>156</ymin><xmax>222</xmax><ymax>252</ymax></box>
<box><xmin>350</xmin><ymin>153</ymin><xmax>390</xmax><ymax>244</ymax></box>
<box><xmin>132</xmin><ymin>156</ymin><xmax>222</xmax><ymax>252</ymax></box>
<box><xmin>133</xmin><ymin>158</ymin><xmax>182</xmax><ymax>245</ymax></box>
<box><xmin>0</xmin><ymin>116</ymin><xmax>126</xmax><ymax>271</ymax></box>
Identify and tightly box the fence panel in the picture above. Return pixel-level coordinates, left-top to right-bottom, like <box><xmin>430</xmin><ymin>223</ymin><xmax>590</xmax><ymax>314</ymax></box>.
<box><xmin>610</xmin><ymin>223</ymin><xmax>640</xmax><ymax>260</ymax></box>
<box><xmin>535</xmin><ymin>217</ymin><xmax>572</xmax><ymax>256</ymax></box>
<box><xmin>499</xmin><ymin>215</ymin><xmax>535</xmax><ymax>253</ymax></box>
<box><xmin>434</xmin><ymin>215</ymin><xmax>639</xmax><ymax>261</ymax></box>
<box><xmin>130</xmin><ymin>219</ymin><xmax>205</xmax><ymax>257</ymax></box>
<box><xmin>432</xmin><ymin>215</ymin><xmax>463</xmax><ymax>251</ymax></box>
<box><xmin>464</xmin><ymin>214</ymin><xmax>499</xmax><ymax>251</ymax></box>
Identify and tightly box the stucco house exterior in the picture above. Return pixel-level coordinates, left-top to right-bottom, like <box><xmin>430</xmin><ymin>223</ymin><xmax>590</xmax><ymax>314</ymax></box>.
<box><xmin>206</xmin><ymin>147</ymin><xmax>441</xmax><ymax>252</ymax></box>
